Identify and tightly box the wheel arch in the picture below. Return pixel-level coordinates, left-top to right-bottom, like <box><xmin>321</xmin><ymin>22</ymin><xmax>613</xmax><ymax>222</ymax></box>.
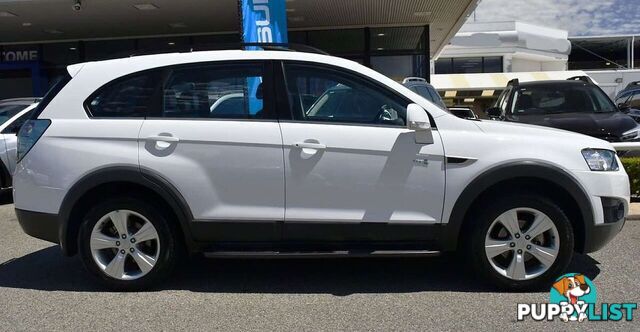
<box><xmin>442</xmin><ymin>161</ymin><xmax>593</xmax><ymax>253</ymax></box>
<box><xmin>58</xmin><ymin>166</ymin><xmax>196</xmax><ymax>256</ymax></box>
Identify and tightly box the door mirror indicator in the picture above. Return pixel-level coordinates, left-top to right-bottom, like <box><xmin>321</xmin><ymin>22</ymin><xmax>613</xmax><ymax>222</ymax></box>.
<box><xmin>407</xmin><ymin>103</ymin><xmax>433</xmax><ymax>144</ymax></box>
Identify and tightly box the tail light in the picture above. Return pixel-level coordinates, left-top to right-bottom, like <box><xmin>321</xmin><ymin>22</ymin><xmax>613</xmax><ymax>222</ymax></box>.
<box><xmin>17</xmin><ymin>119</ymin><xmax>50</xmax><ymax>162</ymax></box>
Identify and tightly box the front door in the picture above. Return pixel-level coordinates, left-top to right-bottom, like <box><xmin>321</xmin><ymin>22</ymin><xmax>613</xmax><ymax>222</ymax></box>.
<box><xmin>277</xmin><ymin>62</ymin><xmax>446</xmax><ymax>243</ymax></box>
<box><xmin>138</xmin><ymin>61</ymin><xmax>285</xmax><ymax>242</ymax></box>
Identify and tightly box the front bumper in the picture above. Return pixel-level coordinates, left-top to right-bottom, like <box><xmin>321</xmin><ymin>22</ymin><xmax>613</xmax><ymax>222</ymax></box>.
<box><xmin>15</xmin><ymin>208</ymin><xmax>60</xmax><ymax>244</ymax></box>
<box><xmin>583</xmin><ymin>216</ymin><xmax>625</xmax><ymax>253</ymax></box>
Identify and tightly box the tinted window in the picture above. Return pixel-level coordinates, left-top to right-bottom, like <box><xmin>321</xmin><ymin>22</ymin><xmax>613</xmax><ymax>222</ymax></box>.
<box><xmin>88</xmin><ymin>71</ymin><xmax>160</xmax><ymax>117</ymax></box>
<box><xmin>512</xmin><ymin>84</ymin><xmax>616</xmax><ymax>115</ymax></box>
<box><xmin>162</xmin><ymin>63</ymin><xmax>265</xmax><ymax>119</ymax></box>
<box><xmin>412</xmin><ymin>85</ymin><xmax>446</xmax><ymax>109</ymax></box>
<box><xmin>2</xmin><ymin>109</ymin><xmax>34</xmax><ymax>134</ymax></box>
<box><xmin>0</xmin><ymin>104</ymin><xmax>29</xmax><ymax>126</ymax></box>
<box><xmin>627</xmin><ymin>92</ymin><xmax>640</xmax><ymax>109</ymax></box>
<box><xmin>284</xmin><ymin>63</ymin><xmax>406</xmax><ymax>126</ymax></box>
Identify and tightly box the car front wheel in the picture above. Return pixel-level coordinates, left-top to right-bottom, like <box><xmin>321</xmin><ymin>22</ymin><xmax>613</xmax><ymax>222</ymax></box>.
<box><xmin>469</xmin><ymin>194</ymin><xmax>574</xmax><ymax>291</ymax></box>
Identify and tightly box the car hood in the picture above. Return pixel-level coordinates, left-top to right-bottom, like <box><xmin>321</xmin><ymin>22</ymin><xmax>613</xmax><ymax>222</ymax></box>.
<box><xmin>504</xmin><ymin>111</ymin><xmax>637</xmax><ymax>140</ymax></box>
<box><xmin>473</xmin><ymin>119</ymin><xmax>612</xmax><ymax>150</ymax></box>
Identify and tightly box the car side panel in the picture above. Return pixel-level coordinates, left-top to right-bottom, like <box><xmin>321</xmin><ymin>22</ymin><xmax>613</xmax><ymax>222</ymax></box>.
<box><xmin>13</xmin><ymin>118</ymin><xmax>143</xmax><ymax>213</ymax></box>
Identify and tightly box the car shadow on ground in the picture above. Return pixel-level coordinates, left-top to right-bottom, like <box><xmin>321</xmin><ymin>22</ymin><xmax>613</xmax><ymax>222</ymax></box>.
<box><xmin>0</xmin><ymin>246</ymin><xmax>601</xmax><ymax>294</ymax></box>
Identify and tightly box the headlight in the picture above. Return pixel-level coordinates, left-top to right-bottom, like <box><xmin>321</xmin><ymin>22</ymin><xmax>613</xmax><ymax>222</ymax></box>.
<box><xmin>581</xmin><ymin>148</ymin><xmax>619</xmax><ymax>171</ymax></box>
<box><xmin>621</xmin><ymin>127</ymin><xmax>640</xmax><ymax>141</ymax></box>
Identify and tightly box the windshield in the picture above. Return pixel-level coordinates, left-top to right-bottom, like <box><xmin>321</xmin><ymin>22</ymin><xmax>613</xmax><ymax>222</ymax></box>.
<box><xmin>411</xmin><ymin>84</ymin><xmax>447</xmax><ymax>109</ymax></box>
<box><xmin>0</xmin><ymin>104</ymin><xmax>29</xmax><ymax>126</ymax></box>
<box><xmin>511</xmin><ymin>84</ymin><xmax>617</xmax><ymax>115</ymax></box>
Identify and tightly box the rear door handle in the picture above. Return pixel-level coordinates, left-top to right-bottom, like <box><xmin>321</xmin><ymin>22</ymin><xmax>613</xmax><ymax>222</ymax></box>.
<box><xmin>146</xmin><ymin>135</ymin><xmax>180</xmax><ymax>143</ymax></box>
<box><xmin>293</xmin><ymin>142</ymin><xmax>326</xmax><ymax>149</ymax></box>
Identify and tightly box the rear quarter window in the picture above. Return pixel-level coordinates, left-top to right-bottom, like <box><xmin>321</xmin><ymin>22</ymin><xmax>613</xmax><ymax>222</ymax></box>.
<box><xmin>86</xmin><ymin>71</ymin><xmax>161</xmax><ymax>118</ymax></box>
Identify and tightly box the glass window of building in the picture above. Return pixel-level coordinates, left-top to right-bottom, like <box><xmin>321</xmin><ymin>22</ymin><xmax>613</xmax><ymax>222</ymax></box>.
<box><xmin>192</xmin><ymin>34</ymin><xmax>240</xmax><ymax>51</ymax></box>
<box><xmin>85</xmin><ymin>39</ymin><xmax>136</xmax><ymax>61</ymax></box>
<box><xmin>307</xmin><ymin>29</ymin><xmax>365</xmax><ymax>54</ymax></box>
<box><xmin>435</xmin><ymin>57</ymin><xmax>503</xmax><ymax>74</ymax></box>
<box><xmin>483</xmin><ymin>57</ymin><xmax>503</xmax><ymax>72</ymax></box>
<box><xmin>137</xmin><ymin>36</ymin><xmax>190</xmax><ymax>54</ymax></box>
<box><xmin>453</xmin><ymin>57</ymin><xmax>483</xmax><ymax>73</ymax></box>
<box><xmin>435</xmin><ymin>58</ymin><xmax>453</xmax><ymax>74</ymax></box>
<box><xmin>370</xmin><ymin>26</ymin><xmax>426</xmax><ymax>51</ymax></box>
<box><xmin>371</xmin><ymin>55</ymin><xmax>426</xmax><ymax>81</ymax></box>
<box><xmin>41</xmin><ymin>42</ymin><xmax>80</xmax><ymax>66</ymax></box>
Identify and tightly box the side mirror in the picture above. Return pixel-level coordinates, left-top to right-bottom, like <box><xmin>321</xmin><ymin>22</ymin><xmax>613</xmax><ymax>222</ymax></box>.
<box><xmin>407</xmin><ymin>103</ymin><xmax>433</xmax><ymax>144</ymax></box>
<box><xmin>485</xmin><ymin>107</ymin><xmax>502</xmax><ymax>119</ymax></box>
<box><xmin>618</xmin><ymin>103</ymin><xmax>630</xmax><ymax>112</ymax></box>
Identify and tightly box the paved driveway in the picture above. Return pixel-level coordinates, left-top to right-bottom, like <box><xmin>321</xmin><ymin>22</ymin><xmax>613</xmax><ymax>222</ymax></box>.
<box><xmin>0</xmin><ymin>200</ymin><xmax>638</xmax><ymax>331</ymax></box>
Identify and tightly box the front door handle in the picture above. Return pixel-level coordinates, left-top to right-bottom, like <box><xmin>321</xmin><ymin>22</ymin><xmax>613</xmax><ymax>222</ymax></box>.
<box><xmin>293</xmin><ymin>142</ymin><xmax>326</xmax><ymax>149</ymax></box>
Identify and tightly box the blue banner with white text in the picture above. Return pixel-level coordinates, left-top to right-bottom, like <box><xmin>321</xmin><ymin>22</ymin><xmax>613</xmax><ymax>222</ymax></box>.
<box><xmin>240</xmin><ymin>0</ymin><xmax>288</xmax><ymax>115</ymax></box>
<box><xmin>241</xmin><ymin>0</ymin><xmax>288</xmax><ymax>46</ymax></box>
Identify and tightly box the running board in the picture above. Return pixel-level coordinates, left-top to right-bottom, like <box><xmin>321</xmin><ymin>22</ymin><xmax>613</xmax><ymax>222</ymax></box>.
<box><xmin>203</xmin><ymin>250</ymin><xmax>441</xmax><ymax>259</ymax></box>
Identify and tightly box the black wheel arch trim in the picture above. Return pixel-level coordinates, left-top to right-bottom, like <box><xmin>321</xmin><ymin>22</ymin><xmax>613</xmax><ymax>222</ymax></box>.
<box><xmin>58</xmin><ymin>165</ymin><xmax>196</xmax><ymax>256</ymax></box>
<box><xmin>441</xmin><ymin>161</ymin><xmax>594</xmax><ymax>253</ymax></box>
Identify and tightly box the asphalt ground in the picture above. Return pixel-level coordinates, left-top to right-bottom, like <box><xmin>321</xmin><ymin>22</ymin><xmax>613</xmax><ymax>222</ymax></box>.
<box><xmin>0</xmin><ymin>198</ymin><xmax>638</xmax><ymax>331</ymax></box>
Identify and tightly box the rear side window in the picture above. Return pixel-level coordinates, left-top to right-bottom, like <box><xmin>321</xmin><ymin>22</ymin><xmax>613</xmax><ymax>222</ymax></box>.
<box><xmin>87</xmin><ymin>71</ymin><xmax>161</xmax><ymax>118</ymax></box>
<box><xmin>161</xmin><ymin>63</ymin><xmax>267</xmax><ymax>119</ymax></box>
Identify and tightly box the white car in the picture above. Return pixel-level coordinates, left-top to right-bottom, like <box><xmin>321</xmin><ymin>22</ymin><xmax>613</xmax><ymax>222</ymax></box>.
<box><xmin>0</xmin><ymin>98</ymin><xmax>39</xmax><ymax>191</ymax></box>
<box><xmin>14</xmin><ymin>50</ymin><xmax>629</xmax><ymax>290</ymax></box>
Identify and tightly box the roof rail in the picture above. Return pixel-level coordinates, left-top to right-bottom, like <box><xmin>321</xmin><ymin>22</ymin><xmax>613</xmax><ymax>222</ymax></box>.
<box><xmin>567</xmin><ymin>75</ymin><xmax>595</xmax><ymax>84</ymax></box>
<box><xmin>402</xmin><ymin>77</ymin><xmax>427</xmax><ymax>84</ymax></box>
<box><xmin>507</xmin><ymin>78</ymin><xmax>519</xmax><ymax>87</ymax></box>
<box><xmin>125</xmin><ymin>42</ymin><xmax>330</xmax><ymax>58</ymax></box>
<box><xmin>241</xmin><ymin>42</ymin><xmax>330</xmax><ymax>55</ymax></box>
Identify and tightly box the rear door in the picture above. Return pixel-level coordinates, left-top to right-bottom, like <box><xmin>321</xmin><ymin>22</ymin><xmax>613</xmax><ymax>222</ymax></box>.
<box><xmin>138</xmin><ymin>60</ymin><xmax>285</xmax><ymax>242</ymax></box>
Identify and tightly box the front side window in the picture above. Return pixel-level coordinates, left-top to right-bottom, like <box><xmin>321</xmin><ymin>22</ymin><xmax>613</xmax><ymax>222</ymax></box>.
<box><xmin>87</xmin><ymin>71</ymin><xmax>160</xmax><ymax>118</ymax></box>
<box><xmin>511</xmin><ymin>84</ymin><xmax>616</xmax><ymax>115</ymax></box>
<box><xmin>283</xmin><ymin>63</ymin><xmax>406</xmax><ymax>126</ymax></box>
<box><xmin>162</xmin><ymin>63</ymin><xmax>266</xmax><ymax>119</ymax></box>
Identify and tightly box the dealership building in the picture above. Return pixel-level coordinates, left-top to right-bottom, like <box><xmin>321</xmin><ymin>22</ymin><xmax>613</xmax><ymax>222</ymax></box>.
<box><xmin>0</xmin><ymin>0</ymin><xmax>479</xmax><ymax>100</ymax></box>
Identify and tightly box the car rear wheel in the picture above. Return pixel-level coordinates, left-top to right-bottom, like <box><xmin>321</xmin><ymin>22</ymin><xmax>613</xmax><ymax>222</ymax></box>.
<box><xmin>469</xmin><ymin>194</ymin><xmax>574</xmax><ymax>291</ymax></box>
<box><xmin>78</xmin><ymin>197</ymin><xmax>177</xmax><ymax>290</ymax></box>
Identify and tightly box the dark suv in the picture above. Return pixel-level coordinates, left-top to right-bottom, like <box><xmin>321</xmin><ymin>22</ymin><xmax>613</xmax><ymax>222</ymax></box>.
<box><xmin>486</xmin><ymin>76</ymin><xmax>640</xmax><ymax>142</ymax></box>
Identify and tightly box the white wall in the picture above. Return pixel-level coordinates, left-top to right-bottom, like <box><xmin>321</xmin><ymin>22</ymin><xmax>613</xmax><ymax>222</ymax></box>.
<box><xmin>587</xmin><ymin>69</ymin><xmax>640</xmax><ymax>98</ymax></box>
<box><xmin>511</xmin><ymin>57</ymin><xmax>541</xmax><ymax>72</ymax></box>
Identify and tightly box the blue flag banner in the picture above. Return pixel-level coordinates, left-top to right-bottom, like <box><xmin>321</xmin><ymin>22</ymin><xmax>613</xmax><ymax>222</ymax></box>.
<box><xmin>240</xmin><ymin>0</ymin><xmax>288</xmax><ymax>115</ymax></box>
<box><xmin>241</xmin><ymin>0</ymin><xmax>289</xmax><ymax>46</ymax></box>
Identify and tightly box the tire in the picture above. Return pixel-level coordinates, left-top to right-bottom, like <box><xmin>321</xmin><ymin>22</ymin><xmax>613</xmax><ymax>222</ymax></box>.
<box><xmin>78</xmin><ymin>196</ymin><xmax>178</xmax><ymax>290</ymax></box>
<box><xmin>468</xmin><ymin>194</ymin><xmax>574</xmax><ymax>291</ymax></box>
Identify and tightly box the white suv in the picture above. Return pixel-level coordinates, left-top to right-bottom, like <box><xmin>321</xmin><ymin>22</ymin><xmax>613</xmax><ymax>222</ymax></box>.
<box><xmin>14</xmin><ymin>50</ymin><xmax>629</xmax><ymax>290</ymax></box>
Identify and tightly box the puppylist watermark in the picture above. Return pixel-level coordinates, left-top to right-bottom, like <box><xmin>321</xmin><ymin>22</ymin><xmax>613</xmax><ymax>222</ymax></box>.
<box><xmin>517</xmin><ymin>273</ymin><xmax>637</xmax><ymax>322</ymax></box>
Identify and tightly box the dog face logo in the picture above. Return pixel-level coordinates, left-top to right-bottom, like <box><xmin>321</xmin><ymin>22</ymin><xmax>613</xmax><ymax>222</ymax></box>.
<box><xmin>553</xmin><ymin>274</ymin><xmax>591</xmax><ymax>304</ymax></box>
<box><xmin>550</xmin><ymin>273</ymin><xmax>597</xmax><ymax>322</ymax></box>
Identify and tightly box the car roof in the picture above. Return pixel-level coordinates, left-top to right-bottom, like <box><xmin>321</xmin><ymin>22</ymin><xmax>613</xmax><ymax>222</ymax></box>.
<box><xmin>517</xmin><ymin>80</ymin><xmax>589</xmax><ymax>87</ymax></box>
<box><xmin>0</xmin><ymin>97</ymin><xmax>40</xmax><ymax>105</ymax></box>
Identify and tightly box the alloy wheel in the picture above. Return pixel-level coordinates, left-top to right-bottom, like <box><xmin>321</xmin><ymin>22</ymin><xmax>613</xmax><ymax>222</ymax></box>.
<box><xmin>484</xmin><ymin>207</ymin><xmax>560</xmax><ymax>280</ymax></box>
<box><xmin>89</xmin><ymin>210</ymin><xmax>161</xmax><ymax>280</ymax></box>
